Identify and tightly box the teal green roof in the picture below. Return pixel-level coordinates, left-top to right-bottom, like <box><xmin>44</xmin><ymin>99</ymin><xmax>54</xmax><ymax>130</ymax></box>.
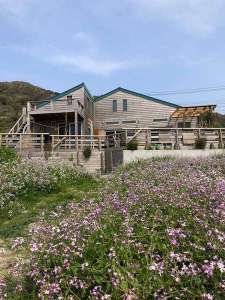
<box><xmin>36</xmin><ymin>82</ymin><xmax>93</xmax><ymax>109</ymax></box>
<box><xmin>94</xmin><ymin>87</ymin><xmax>180</xmax><ymax>108</ymax></box>
<box><xmin>37</xmin><ymin>84</ymin><xmax>181</xmax><ymax>109</ymax></box>
<box><xmin>47</xmin><ymin>82</ymin><xmax>93</xmax><ymax>101</ymax></box>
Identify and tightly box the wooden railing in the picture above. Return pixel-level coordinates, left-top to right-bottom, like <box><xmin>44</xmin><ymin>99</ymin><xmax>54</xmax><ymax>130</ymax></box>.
<box><xmin>0</xmin><ymin>128</ymin><xmax>224</xmax><ymax>154</ymax></box>
<box><xmin>0</xmin><ymin>133</ymin><xmax>48</xmax><ymax>153</ymax></box>
<box><xmin>29</xmin><ymin>99</ymin><xmax>85</xmax><ymax>117</ymax></box>
<box><xmin>8</xmin><ymin>108</ymin><xmax>27</xmax><ymax>134</ymax></box>
<box><xmin>123</xmin><ymin>127</ymin><xmax>225</xmax><ymax>149</ymax></box>
<box><xmin>0</xmin><ymin>133</ymin><xmax>120</xmax><ymax>153</ymax></box>
<box><xmin>51</xmin><ymin>134</ymin><xmax>120</xmax><ymax>152</ymax></box>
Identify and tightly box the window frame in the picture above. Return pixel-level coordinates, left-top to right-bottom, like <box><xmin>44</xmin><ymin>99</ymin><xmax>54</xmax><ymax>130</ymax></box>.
<box><xmin>67</xmin><ymin>95</ymin><xmax>73</xmax><ymax>105</ymax></box>
<box><xmin>123</xmin><ymin>99</ymin><xmax>128</xmax><ymax>112</ymax></box>
<box><xmin>112</xmin><ymin>100</ymin><xmax>117</xmax><ymax>112</ymax></box>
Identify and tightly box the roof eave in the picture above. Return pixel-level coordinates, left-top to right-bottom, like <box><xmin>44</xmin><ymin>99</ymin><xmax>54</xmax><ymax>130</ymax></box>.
<box><xmin>94</xmin><ymin>87</ymin><xmax>180</xmax><ymax>108</ymax></box>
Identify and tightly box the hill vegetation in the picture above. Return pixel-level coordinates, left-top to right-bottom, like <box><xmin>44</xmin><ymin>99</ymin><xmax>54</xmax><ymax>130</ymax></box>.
<box><xmin>0</xmin><ymin>81</ymin><xmax>56</xmax><ymax>132</ymax></box>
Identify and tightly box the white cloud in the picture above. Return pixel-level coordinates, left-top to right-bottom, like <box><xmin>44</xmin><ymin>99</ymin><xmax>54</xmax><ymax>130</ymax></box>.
<box><xmin>49</xmin><ymin>54</ymin><xmax>129</xmax><ymax>75</ymax></box>
<box><xmin>128</xmin><ymin>0</ymin><xmax>225</xmax><ymax>35</ymax></box>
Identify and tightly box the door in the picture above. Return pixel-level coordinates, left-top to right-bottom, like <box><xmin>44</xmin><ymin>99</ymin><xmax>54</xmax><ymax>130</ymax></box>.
<box><xmin>69</xmin><ymin>123</ymin><xmax>76</xmax><ymax>135</ymax></box>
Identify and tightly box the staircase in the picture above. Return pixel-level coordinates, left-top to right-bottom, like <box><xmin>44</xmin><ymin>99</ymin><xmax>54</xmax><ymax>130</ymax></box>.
<box><xmin>0</xmin><ymin>108</ymin><xmax>29</xmax><ymax>150</ymax></box>
<box><xmin>8</xmin><ymin>109</ymin><xmax>28</xmax><ymax>135</ymax></box>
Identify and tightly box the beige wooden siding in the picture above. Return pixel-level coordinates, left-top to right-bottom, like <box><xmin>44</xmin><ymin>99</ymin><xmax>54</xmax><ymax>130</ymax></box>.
<box><xmin>30</xmin><ymin>87</ymin><xmax>85</xmax><ymax>114</ymax></box>
<box><xmin>169</xmin><ymin>117</ymin><xmax>198</xmax><ymax>128</ymax></box>
<box><xmin>94</xmin><ymin>91</ymin><xmax>177</xmax><ymax>129</ymax></box>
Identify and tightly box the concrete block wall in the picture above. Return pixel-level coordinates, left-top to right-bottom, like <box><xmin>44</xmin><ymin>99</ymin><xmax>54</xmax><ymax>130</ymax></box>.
<box><xmin>123</xmin><ymin>149</ymin><xmax>225</xmax><ymax>164</ymax></box>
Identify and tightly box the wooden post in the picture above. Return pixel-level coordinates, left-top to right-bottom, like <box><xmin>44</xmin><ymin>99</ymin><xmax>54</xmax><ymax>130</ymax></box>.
<box><xmin>51</xmin><ymin>136</ymin><xmax>54</xmax><ymax>153</ymax></box>
<box><xmin>26</xmin><ymin>102</ymin><xmax>31</xmax><ymax>132</ymax></box>
<box><xmin>198</xmin><ymin>128</ymin><xmax>201</xmax><ymax>139</ymax></box>
<box><xmin>219</xmin><ymin>129</ymin><xmax>223</xmax><ymax>149</ymax></box>
<box><xmin>19</xmin><ymin>134</ymin><xmax>22</xmax><ymax>154</ymax></box>
<box><xmin>174</xmin><ymin>129</ymin><xmax>180</xmax><ymax>150</ymax></box>
<box><xmin>0</xmin><ymin>135</ymin><xmax>2</xmax><ymax>148</ymax></box>
<box><xmin>98</xmin><ymin>137</ymin><xmax>101</xmax><ymax>150</ymax></box>
<box><xmin>41</xmin><ymin>134</ymin><xmax>44</xmax><ymax>152</ymax></box>
<box><xmin>76</xmin><ymin>136</ymin><xmax>78</xmax><ymax>151</ymax></box>
<box><xmin>125</xmin><ymin>129</ymin><xmax>128</xmax><ymax>147</ymax></box>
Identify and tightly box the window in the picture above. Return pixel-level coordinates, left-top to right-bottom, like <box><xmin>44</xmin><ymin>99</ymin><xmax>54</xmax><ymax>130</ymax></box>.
<box><xmin>177</xmin><ymin>121</ymin><xmax>192</xmax><ymax>128</ymax></box>
<box><xmin>106</xmin><ymin>121</ymin><xmax>119</xmax><ymax>125</ymax></box>
<box><xmin>153</xmin><ymin>118</ymin><xmax>168</xmax><ymax>122</ymax></box>
<box><xmin>184</xmin><ymin>122</ymin><xmax>191</xmax><ymax>128</ymax></box>
<box><xmin>112</xmin><ymin>100</ymin><xmax>117</xmax><ymax>112</ymax></box>
<box><xmin>122</xmin><ymin>120</ymin><xmax>136</xmax><ymax>124</ymax></box>
<box><xmin>123</xmin><ymin>99</ymin><xmax>128</xmax><ymax>112</ymax></box>
<box><xmin>67</xmin><ymin>95</ymin><xmax>73</xmax><ymax>105</ymax></box>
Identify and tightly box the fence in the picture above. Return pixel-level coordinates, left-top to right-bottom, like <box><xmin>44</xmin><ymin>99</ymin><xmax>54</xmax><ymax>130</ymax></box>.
<box><xmin>123</xmin><ymin>127</ymin><xmax>225</xmax><ymax>149</ymax></box>
<box><xmin>0</xmin><ymin>133</ymin><xmax>121</xmax><ymax>153</ymax></box>
<box><xmin>0</xmin><ymin>128</ymin><xmax>224</xmax><ymax>154</ymax></box>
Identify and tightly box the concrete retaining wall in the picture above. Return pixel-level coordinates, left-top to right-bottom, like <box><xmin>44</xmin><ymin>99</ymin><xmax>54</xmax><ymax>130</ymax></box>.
<box><xmin>123</xmin><ymin>149</ymin><xmax>225</xmax><ymax>164</ymax></box>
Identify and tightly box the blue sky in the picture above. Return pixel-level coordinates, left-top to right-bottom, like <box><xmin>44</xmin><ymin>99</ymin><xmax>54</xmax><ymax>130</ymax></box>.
<box><xmin>0</xmin><ymin>0</ymin><xmax>225</xmax><ymax>112</ymax></box>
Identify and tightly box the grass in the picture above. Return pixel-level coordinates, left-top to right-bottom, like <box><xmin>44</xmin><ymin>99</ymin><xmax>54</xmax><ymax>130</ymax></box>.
<box><xmin>0</xmin><ymin>173</ymin><xmax>103</xmax><ymax>294</ymax></box>
<box><xmin>0</xmin><ymin>176</ymin><xmax>102</xmax><ymax>242</ymax></box>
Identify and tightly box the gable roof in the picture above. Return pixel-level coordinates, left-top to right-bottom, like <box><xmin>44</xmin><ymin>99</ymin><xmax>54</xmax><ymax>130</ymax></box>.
<box><xmin>45</xmin><ymin>82</ymin><xmax>93</xmax><ymax>102</ymax></box>
<box><xmin>94</xmin><ymin>87</ymin><xmax>180</xmax><ymax>108</ymax></box>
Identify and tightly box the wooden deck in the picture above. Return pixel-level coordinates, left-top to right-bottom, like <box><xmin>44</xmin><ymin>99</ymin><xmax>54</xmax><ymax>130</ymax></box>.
<box><xmin>0</xmin><ymin>128</ymin><xmax>224</xmax><ymax>153</ymax></box>
<box><xmin>122</xmin><ymin>127</ymin><xmax>225</xmax><ymax>149</ymax></box>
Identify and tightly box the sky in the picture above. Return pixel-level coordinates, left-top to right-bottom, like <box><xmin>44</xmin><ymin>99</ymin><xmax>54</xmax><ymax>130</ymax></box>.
<box><xmin>0</xmin><ymin>0</ymin><xmax>225</xmax><ymax>113</ymax></box>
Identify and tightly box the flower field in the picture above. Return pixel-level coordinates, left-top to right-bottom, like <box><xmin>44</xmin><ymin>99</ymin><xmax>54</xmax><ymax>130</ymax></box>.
<box><xmin>0</xmin><ymin>158</ymin><xmax>82</xmax><ymax>217</ymax></box>
<box><xmin>2</xmin><ymin>156</ymin><xmax>225</xmax><ymax>299</ymax></box>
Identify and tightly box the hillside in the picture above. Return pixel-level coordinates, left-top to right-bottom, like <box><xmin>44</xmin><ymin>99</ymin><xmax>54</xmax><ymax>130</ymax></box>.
<box><xmin>214</xmin><ymin>112</ymin><xmax>225</xmax><ymax>127</ymax></box>
<box><xmin>0</xmin><ymin>81</ymin><xmax>57</xmax><ymax>132</ymax></box>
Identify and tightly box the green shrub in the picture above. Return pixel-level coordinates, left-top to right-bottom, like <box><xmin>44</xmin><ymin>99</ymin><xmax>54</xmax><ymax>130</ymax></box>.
<box><xmin>195</xmin><ymin>137</ymin><xmax>207</xmax><ymax>149</ymax></box>
<box><xmin>0</xmin><ymin>147</ymin><xmax>18</xmax><ymax>163</ymax></box>
<box><xmin>127</xmin><ymin>140</ymin><xmax>138</xmax><ymax>150</ymax></box>
<box><xmin>83</xmin><ymin>146</ymin><xmax>92</xmax><ymax>160</ymax></box>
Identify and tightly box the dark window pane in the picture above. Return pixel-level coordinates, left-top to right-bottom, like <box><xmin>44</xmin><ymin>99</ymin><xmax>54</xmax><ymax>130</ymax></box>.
<box><xmin>113</xmin><ymin>100</ymin><xmax>117</xmax><ymax>112</ymax></box>
<box><xmin>123</xmin><ymin>99</ymin><xmax>128</xmax><ymax>112</ymax></box>
<box><xmin>67</xmin><ymin>95</ymin><xmax>73</xmax><ymax>105</ymax></box>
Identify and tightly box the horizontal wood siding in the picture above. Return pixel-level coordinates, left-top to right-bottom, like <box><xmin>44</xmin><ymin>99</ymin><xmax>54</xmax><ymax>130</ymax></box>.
<box><xmin>83</xmin><ymin>90</ymin><xmax>94</xmax><ymax>134</ymax></box>
<box><xmin>94</xmin><ymin>91</ymin><xmax>176</xmax><ymax>130</ymax></box>
<box><xmin>31</xmin><ymin>87</ymin><xmax>85</xmax><ymax>114</ymax></box>
<box><xmin>169</xmin><ymin>117</ymin><xmax>198</xmax><ymax>127</ymax></box>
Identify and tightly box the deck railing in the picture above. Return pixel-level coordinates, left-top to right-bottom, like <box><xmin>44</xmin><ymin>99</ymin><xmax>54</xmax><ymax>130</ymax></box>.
<box><xmin>28</xmin><ymin>99</ymin><xmax>85</xmax><ymax>117</ymax></box>
<box><xmin>0</xmin><ymin>128</ymin><xmax>224</xmax><ymax>154</ymax></box>
<box><xmin>8</xmin><ymin>108</ymin><xmax>27</xmax><ymax>134</ymax></box>
<box><xmin>51</xmin><ymin>134</ymin><xmax>120</xmax><ymax>151</ymax></box>
<box><xmin>0</xmin><ymin>133</ymin><xmax>48</xmax><ymax>153</ymax></box>
<box><xmin>0</xmin><ymin>133</ymin><xmax>121</xmax><ymax>153</ymax></box>
<box><xmin>123</xmin><ymin>127</ymin><xmax>225</xmax><ymax>148</ymax></box>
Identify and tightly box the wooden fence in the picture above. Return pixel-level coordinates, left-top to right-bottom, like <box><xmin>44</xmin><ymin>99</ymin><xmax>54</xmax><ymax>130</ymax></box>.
<box><xmin>0</xmin><ymin>133</ymin><xmax>121</xmax><ymax>153</ymax></box>
<box><xmin>123</xmin><ymin>127</ymin><xmax>225</xmax><ymax>149</ymax></box>
<box><xmin>0</xmin><ymin>128</ymin><xmax>224</xmax><ymax>153</ymax></box>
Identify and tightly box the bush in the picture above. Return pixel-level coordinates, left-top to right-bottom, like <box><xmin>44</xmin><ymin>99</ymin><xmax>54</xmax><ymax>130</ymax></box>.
<box><xmin>83</xmin><ymin>146</ymin><xmax>92</xmax><ymax>160</ymax></box>
<box><xmin>126</xmin><ymin>140</ymin><xmax>138</xmax><ymax>150</ymax></box>
<box><xmin>195</xmin><ymin>137</ymin><xmax>207</xmax><ymax>149</ymax></box>
<box><xmin>0</xmin><ymin>159</ymin><xmax>82</xmax><ymax>217</ymax></box>
<box><xmin>0</xmin><ymin>147</ymin><xmax>18</xmax><ymax>163</ymax></box>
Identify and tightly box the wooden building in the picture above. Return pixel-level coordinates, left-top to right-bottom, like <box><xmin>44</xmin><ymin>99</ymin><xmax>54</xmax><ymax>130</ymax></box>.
<box><xmin>17</xmin><ymin>83</ymin><xmax>216</xmax><ymax>135</ymax></box>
